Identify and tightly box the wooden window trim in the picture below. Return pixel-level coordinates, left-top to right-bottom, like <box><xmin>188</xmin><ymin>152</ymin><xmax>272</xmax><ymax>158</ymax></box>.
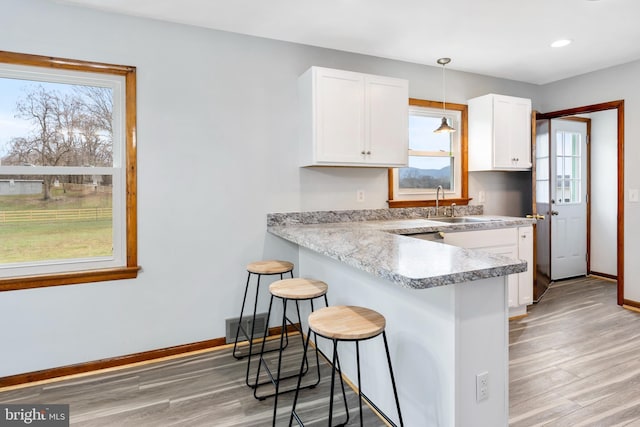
<box><xmin>388</xmin><ymin>98</ymin><xmax>469</xmax><ymax>208</ymax></box>
<box><xmin>0</xmin><ymin>51</ymin><xmax>139</xmax><ymax>292</ymax></box>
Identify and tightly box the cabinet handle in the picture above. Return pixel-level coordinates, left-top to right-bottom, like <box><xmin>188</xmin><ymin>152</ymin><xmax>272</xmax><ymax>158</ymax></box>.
<box><xmin>366</xmin><ymin>151</ymin><xmax>371</xmax><ymax>155</ymax></box>
<box><xmin>361</xmin><ymin>151</ymin><xmax>366</xmax><ymax>155</ymax></box>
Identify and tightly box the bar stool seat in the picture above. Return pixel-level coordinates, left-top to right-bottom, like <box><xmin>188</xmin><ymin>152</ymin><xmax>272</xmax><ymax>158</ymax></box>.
<box><xmin>233</xmin><ymin>259</ymin><xmax>294</xmax><ymax>389</ymax></box>
<box><xmin>255</xmin><ymin>277</ymin><xmax>329</xmax><ymax>425</ymax></box>
<box><xmin>308</xmin><ymin>305</ymin><xmax>385</xmax><ymax>340</ymax></box>
<box><xmin>270</xmin><ymin>278</ymin><xmax>328</xmax><ymax>300</ymax></box>
<box><xmin>290</xmin><ymin>305</ymin><xmax>404</xmax><ymax>427</ymax></box>
<box><xmin>248</xmin><ymin>260</ymin><xmax>294</xmax><ymax>275</ymax></box>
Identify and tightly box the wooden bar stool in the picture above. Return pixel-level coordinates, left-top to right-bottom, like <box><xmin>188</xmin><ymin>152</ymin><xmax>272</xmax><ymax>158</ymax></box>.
<box><xmin>289</xmin><ymin>305</ymin><xmax>404</xmax><ymax>427</ymax></box>
<box><xmin>254</xmin><ymin>278</ymin><xmax>329</xmax><ymax>426</ymax></box>
<box><xmin>232</xmin><ymin>260</ymin><xmax>294</xmax><ymax>388</ymax></box>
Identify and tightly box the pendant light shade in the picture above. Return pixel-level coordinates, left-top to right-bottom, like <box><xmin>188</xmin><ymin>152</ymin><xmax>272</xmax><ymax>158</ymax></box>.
<box><xmin>434</xmin><ymin>116</ymin><xmax>456</xmax><ymax>133</ymax></box>
<box><xmin>434</xmin><ymin>57</ymin><xmax>456</xmax><ymax>133</ymax></box>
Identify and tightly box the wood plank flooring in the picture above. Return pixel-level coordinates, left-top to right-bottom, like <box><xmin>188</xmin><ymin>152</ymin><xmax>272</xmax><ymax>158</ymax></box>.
<box><xmin>509</xmin><ymin>276</ymin><xmax>640</xmax><ymax>427</ymax></box>
<box><xmin>0</xmin><ymin>337</ymin><xmax>385</xmax><ymax>426</ymax></box>
<box><xmin>2</xmin><ymin>276</ymin><xmax>637</xmax><ymax>426</ymax></box>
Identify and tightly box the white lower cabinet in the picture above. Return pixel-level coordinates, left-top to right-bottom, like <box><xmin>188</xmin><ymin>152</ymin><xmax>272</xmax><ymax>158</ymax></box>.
<box><xmin>443</xmin><ymin>226</ymin><xmax>533</xmax><ymax>317</ymax></box>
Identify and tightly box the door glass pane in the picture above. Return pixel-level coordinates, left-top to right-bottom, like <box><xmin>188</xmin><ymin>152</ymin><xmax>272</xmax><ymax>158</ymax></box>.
<box><xmin>536</xmin><ymin>131</ymin><xmax>549</xmax><ymax>157</ymax></box>
<box><xmin>399</xmin><ymin>156</ymin><xmax>453</xmax><ymax>190</ymax></box>
<box><xmin>570</xmin><ymin>179</ymin><xmax>580</xmax><ymax>203</ymax></box>
<box><xmin>555</xmin><ymin>130</ymin><xmax>582</xmax><ymax>204</ymax></box>
<box><xmin>536</xmin><ymin>179</ymin><xmax>549</xmax><ymax>203</ymax></box>
<box><xmin>537</xmin><ymin>157</ymin><xmax>549</xmax><ymax>180</ymax></box>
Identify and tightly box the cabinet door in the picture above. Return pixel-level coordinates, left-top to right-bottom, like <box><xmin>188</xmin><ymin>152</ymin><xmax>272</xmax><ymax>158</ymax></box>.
<box><xmin>442</xmin><ymin>228</ymin><xmax>520</xmax><ymax>307</ymax></box>
<box><xmin>492</xmin><ymin>96</ymin><xmax>532</xmax><ymax>169</ymax></box>
<box><xmin>315</xmin><ymin>68</ymin><xmax>366</xmax><ymax>164</ymax></box>
<box><xmin>492</xmin><ymin>96</ymin><xmax>515</xmax><ymax>168</ymax></box>
<box><xmin>482</xmin><ymin>246</ymin><xmax>519</xmax><ymax>308</ymax></box>
<box><xmin>517</xmin><ymin>226</ymin><xmax>534</xmax><ymax>305</ymax></box>
<box><xmin>365</xmin><ymin>75</ymin><xmax>408</xmax><ymax>166</ymax></box>
<box><xmin>510</xmin><ymin>99</ymin><xmax>533</xmax><ymax>168</ymax></box>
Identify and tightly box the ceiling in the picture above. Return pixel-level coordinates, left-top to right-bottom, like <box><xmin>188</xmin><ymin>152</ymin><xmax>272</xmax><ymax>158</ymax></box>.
<box><xmin>54</xmin><ymin>0</ymin><xmax>640</xmax><ymax>85</ymax></box>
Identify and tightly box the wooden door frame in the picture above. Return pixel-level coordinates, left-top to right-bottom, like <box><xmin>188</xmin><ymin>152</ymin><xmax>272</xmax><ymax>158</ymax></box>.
<box><xmin>537</xmin><ymin>100</ymin><xmax>624</xmax><ymax>305</ymax></box>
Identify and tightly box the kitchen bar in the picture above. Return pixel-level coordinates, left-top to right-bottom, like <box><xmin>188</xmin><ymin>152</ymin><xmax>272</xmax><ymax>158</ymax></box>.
<box><xmin>268</xmin><ymin>207</ymin><xmax>534</xmax><ymax>426</ymax></box>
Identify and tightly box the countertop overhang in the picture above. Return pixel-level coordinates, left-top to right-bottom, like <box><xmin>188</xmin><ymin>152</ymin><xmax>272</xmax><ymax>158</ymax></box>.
<box><xmin>267</xmin><ymin>210</ymin><xmax>534</xmax><ymax>290</ymax></box>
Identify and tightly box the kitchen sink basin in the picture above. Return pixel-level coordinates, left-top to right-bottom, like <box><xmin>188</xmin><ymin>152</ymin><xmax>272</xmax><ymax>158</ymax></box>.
<box><xmin>429</xmin><ymin>217</ymin><xmax>491</xmax><ymax>224</ymax></box>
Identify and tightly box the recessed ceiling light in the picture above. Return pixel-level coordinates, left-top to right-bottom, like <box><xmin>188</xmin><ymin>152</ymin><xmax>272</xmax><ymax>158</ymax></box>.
<box><xmin>551</xmin><ymin>39</ymin><xmax>572</xmax><ymax>48</ymax></box>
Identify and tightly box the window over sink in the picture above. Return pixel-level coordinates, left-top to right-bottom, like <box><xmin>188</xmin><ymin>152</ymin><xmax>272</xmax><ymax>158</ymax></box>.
<box><xmin>388</xmin><ymin>98</ymin><xmax>469</xmax><ymax>208</ymax></box>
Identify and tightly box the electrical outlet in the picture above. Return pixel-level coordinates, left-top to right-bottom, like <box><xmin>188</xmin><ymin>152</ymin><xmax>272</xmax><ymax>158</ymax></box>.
<box><xmin>478</xmin><ymin>191</ymin><xmax>486</xmax><ymax>203</ymax></box>
<box><xmin>630</xmin><ymin>189</ymin><xmax>639</xmax><ymax>203</ymax></box>
<box><xmin>357</xmin><ymin>190</ymin><xmax>365</xmax><ymax>202</ymax></box>
<box><xmin>476</xmin><ymin>371</ymin><xmax>489</xmax><ymax>402</ymax></box>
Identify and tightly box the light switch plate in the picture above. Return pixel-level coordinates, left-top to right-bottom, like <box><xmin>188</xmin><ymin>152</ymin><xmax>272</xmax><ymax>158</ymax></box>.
<box><xmin>630</xmin><ymin>189</ymin><xmax>639</xmax><ymax>203</ymax></box>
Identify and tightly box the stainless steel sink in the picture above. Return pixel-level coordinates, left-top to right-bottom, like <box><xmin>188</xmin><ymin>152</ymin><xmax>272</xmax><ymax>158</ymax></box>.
<box><xmin>429</xmin><ymin>217</ymin><xmax>491</xmax><ymax>224</ymax></box>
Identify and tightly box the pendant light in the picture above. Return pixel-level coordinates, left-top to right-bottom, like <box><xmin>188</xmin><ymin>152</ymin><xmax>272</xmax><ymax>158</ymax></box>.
<box><xmin>434</xmin><ymin>57</ymin><xmax>456</xmax><ymax>133</ymax></box>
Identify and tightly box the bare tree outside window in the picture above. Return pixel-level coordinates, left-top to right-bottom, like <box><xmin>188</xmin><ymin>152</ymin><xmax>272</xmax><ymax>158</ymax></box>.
<box><xmin>2</xmin><ymin>83</ymin><xmax>113</xmax><ymax>200</ymax></box>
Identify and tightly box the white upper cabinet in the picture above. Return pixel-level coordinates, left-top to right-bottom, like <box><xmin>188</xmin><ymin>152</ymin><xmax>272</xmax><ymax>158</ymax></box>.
<box><xmin>298</xmin><ymin>66</ymin><xmax>408</xmax><ymax>167</ymax></box>
<box><xmin>468</xmin><ymin>94</ymin><xmax>532</xmax><ymax>171</ymax></box>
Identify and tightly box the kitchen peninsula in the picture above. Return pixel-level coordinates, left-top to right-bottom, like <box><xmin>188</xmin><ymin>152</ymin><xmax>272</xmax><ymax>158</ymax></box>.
<box><xmin>267</xmin><ymin>207</ymin><xmax>534</xmax><ymax>427</ymax></box>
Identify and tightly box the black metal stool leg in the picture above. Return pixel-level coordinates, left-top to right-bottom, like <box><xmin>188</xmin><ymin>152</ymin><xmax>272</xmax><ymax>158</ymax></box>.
<box><xmin>289</xmin><ymin>327</ymin><xmax>313</xmax><ymax>427</ymax></box>
<box><xmin>232</xmin><ymin>272</ymin><xmax>253</xmax><ymax>359</ymax></box>
<box><xmin>328</xmin><ymin>339</ymin><xmax>338</xmax><ymax>427</ymax></box>
<box><xmin>251</xmin><ymin>294</ymin><xmax>274</xmax><ymax>390</ymax></box>
<box><xmin>356</xmin><ymin>341</ymin><xmax>363</xmax><ymax>427</ymax></box>
<box><xmin>294</xmin><ymin>300</ymin><xmax>310</xmax><ymax>376</ymax></box>
<box><xmin>383</xmin><ymin>331</ymin><xmax>404</xmax><ymax>427</ymax></box>
<box><xmin>271</xmin><ymin>297</ymin><xmax>289</xmax><ymax>425</ymax></box>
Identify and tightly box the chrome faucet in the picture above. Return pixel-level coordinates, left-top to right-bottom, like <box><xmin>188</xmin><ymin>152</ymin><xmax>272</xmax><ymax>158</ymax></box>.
<box><xmin>435</xmin><ymin>185</ymin><xmax>444</xmax><ymax>217</ymax></box>
<box><xmin>450</xmin><ymin>202</ymin><xmax>456</xmax><ymax>217</ymax></box>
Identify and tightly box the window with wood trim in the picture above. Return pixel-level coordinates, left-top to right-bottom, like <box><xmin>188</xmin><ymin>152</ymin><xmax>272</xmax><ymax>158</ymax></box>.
<box><xmin>0</xmin><ymin>51</ymin><xmax>138</xmax><ymax>291</ymax></box>
<box><xmin>388</xmin><ymin>98</ymin><xmax>469</xmax><ymax>208</ymax></box>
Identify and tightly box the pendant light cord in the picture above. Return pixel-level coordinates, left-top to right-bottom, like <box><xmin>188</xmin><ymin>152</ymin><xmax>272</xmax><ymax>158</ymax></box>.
<box><xmin>441</xmin><ymin>62</ymin><xmax>446</xmax><ymax>115</ymax></box>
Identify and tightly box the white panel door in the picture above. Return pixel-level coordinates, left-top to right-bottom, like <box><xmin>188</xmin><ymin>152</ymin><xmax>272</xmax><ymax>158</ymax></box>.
<box><xmin>551</xmin><ymin>119</ymin><xmax>587</xmax><ymax>280</ymax></box>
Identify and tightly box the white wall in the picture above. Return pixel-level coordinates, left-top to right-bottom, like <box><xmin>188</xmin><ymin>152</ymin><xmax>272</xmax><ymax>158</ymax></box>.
<box><xmin>589</xmin><ymin>110</ymin><xmax>618</xmax><ymax>276</ymax></box>
<box><xmin>468</xmin><ymin>171</ymin><xmax>532</xmax><ymax>216</ymax></box>
<box><xmin>0</xmin><ymin>0</ymin><xmax>539</xmax><ymax>377</ymax></box>
<box><xmin>539</xmin><ymin>62</ymin><xmax>640</xmax><ymax>301</ymax></box>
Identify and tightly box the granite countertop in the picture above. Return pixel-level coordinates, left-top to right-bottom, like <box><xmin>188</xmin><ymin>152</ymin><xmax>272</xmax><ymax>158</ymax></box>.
<box><xmin>267</xmin><ymin>208</ymin><xmax>535</xmax><ymax>290</ymax></box>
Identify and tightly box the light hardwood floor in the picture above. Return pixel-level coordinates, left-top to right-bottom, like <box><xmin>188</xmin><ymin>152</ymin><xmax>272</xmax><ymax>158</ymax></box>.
<box><xmin>509</xmin><ymin>276</ymin><xmax>640</xmax><ymax>427</ymax></box>
<box><xmin>0</xmin><ymin>336</ymin><xmax>386</xmax><ymax>426</ymax></box>
<box><xmin>2</xmin><ymin>276</ymin><xmax>637</xmax><ymax>426</ymax></box>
